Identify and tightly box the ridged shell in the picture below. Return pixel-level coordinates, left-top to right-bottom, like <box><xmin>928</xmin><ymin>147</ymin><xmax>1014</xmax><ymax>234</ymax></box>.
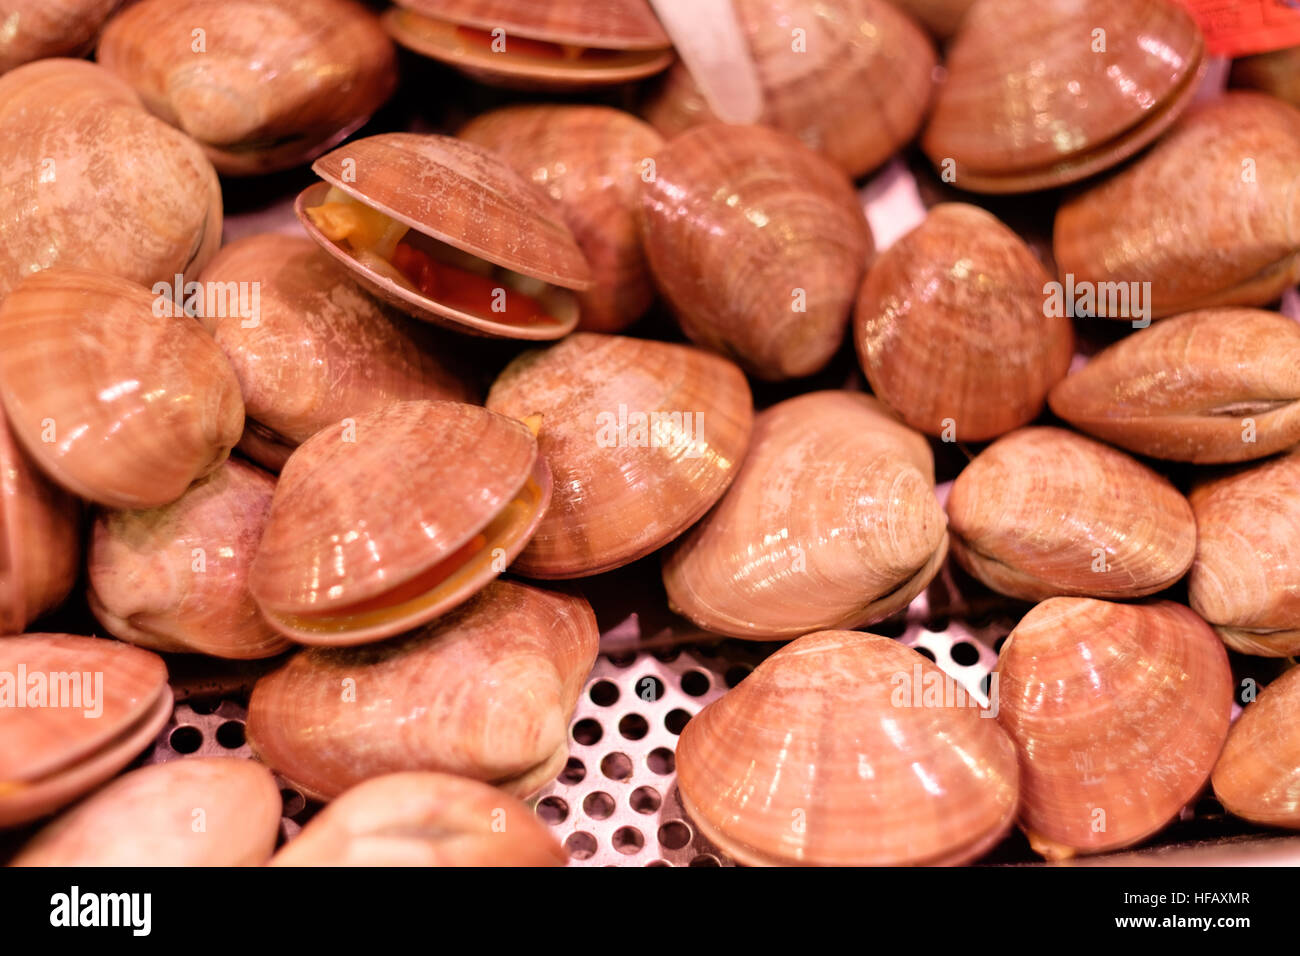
<box><xmin>249</xmin><ymin>401</ymin><xmax>550</xmax><ymax>645</ymax></box>
<box><xmin>1188</xmin><ymin>451</ymin><xmax>1300</xmax><ymax>657</ymax></box>
<box><xmin>0</xmin><ymin>268</ymin><xmax>245</xmax><ymax>510</ymax></box>
<box><xmin>0</xmin><ymin>413</ymin><xmax>79</xmax><ymax>635</ymax></box>
<box><xmin>1049</xmin><ymin>309</ymin><xmax>1300</xmax><ymax>464</ymax></box>
<box><xmin>995</xmin><ymin>598</ymin><xmax>1232</xmax><ymax>859</ymax></box>
<box><xmin>459</xmin><ymin>105</ymin><xmax>663</xmax><ymax>333</ymax></box>
<box><xmin>10</xmin><ymin>757</ymin><xmax>280</xmax><ymax>865</ymax></box>
<box><xmin>0</xmin><ymin>59</ymin><xmax>222</xmax><ymax>300</ymax></box>
<box><xmin>1054</xmin><ymin>93</ymin><xmax>1300</xmax><ymax>318</ymax></box>
<box><xmin>270</xmin><ymin>772</ymin><xmax>567</xmax><ymax>866</ymax></box>
<box><xmin>87</xmin><ymin>458</ymin><xmax>289</xmax><ymax>660</ymax></box>
<box><xmin>0</xmin><ymin>0</ymin><xmax>119</xmax><ymax>73</ymax></box>
<box><xmin>0</xmin><ymin>634</ymin><xmax>171</xmax><ymax>827</ymax></box>
<box><xmin>643</xmin><ymin>0</ymin><xmax>936</xmax><ymax>178</ymax></box>
<box><xmin>1232</xmin><ymin>46</ymin><xmax>1300</xmax><ymax>110</ymax></box>
<box><xmin>198</xmin><ymin>234</ymin><xmax>479</xmax><ymax>471</ymax></box>
<box><xmin>1212</xmin><ymin>665</ymin><xmax>1300</xmax><ymax>829</ymax></box>
<box><xmin>854</xmin><ymin>204</ymin><xmax>1073</xmax><ymax>440</ymax></box>
<box><xmin>663</xmin><ymin>392</ymin><xmax>947</xmax><ymax>639</ymax></box>
<box><xmin>97</xmin><ymin>0</ymin><xmax>396</xmax><ymax>175</ymax></box>
<box><xmin>298</xmin><ymin>133</ymin><xmax>592</xmax><ymax>340</ymax></box>
<box><xmin>485</xmin><ymin>333</ymin><xmax>753</xmax><ymax>578</ymax></box>
<box><xmin>923</xmin><ymin>0</ymin><xmax>1204</xmax><ymax>193</ymax></box>
<box><xmin>246</xmin><ymin>581</ymin><xmax>599</xmax><ymax>800</ymax></box>
<box><xmin>947</xmin><ymin>427</ymin><xmax>1196</xmax><ymax>601</ymax></box>
<box><xmin>677</xmin><ymin>630</ymin><xmax>1019</xmax><ymax>866</ymax></box>
<box><xmin>640</xmin><ymin>123</ymin><xmax>872</xmax><ymax>381</ymax></box>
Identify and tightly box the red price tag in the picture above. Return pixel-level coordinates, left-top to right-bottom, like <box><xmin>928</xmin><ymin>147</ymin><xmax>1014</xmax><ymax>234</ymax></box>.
<box><xmin>1174</xmin><ymin>0</ymin><xmax>1300</xmax><ymax>56</ymax></box>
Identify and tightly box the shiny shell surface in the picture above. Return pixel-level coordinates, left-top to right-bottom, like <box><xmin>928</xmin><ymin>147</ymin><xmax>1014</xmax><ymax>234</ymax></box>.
<box><xmin>0</xmin><ymin>0</ymin><xmax>120</xmax><ymax>73</ymax></box>
<box><xmin>1212</xmin><ymin>666</ymin><xmax>1300</xmax><ymax>829</ymax></box>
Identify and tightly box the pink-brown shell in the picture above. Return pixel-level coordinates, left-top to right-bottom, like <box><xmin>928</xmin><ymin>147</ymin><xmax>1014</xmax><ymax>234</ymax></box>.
<box><xmin>1212</xmin><ymin>666</ymin><xmax>1300</xmax><ymax>830</ymax></box>
<box><xmin>0</xmin><ymin>0</ymin><xmax>120</xmax><ymax>73</ymax></box>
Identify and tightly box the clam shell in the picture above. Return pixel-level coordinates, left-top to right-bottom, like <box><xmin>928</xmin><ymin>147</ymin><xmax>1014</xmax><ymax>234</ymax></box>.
<box><xmin>1212</xmin><ymin>665</ymin><xmax>1300</xmax><ymax>829</ymax></box>
<box><xmin>923</xmin><ymin>0</ymin><xmax>1204</xmax><ymax>193</ymax></box>
<box><xmin>87</xmin><ymin>458</ymin><xmax>290</xmax><ymax>660</ymax></box>
<box><xmin>485</xmin><ymin>333</ymin><xmax>753</xmax><ymax>578</ymax></box>
<box><xmin>270</xmin><ymin>772</ymin><xmax>567</xmax><ymax>866</ymax></box>
<box><xmin>198</xmin><ymin>234</ymin><xmax>479</xmax><ymax>471</ymax></box>
<box><xmin>97</xmin><ymin>0</ymin><xmax>396</xmax><ymax>175</ymax></box>
<box><xmin>1054</xmin><ymin>93</ymin><xmax>1300</xmax><ymax>318</ymax></box>
<box><xmin>640</xmin><ymin>123</ymin><xmax>872</xmax><ymax>381</ymax></box>
<box><xmin>677</xmin><ymin>630</ymin><xmax>1019</xmax><ymax>866</ymax></box>
<box><xmin>664</xmin><ymin>392</ymin><xmax>947</xmax><ymax>639</ymax></box>
<box><xmin>297</xmin><ymin>132</ymin><xmax>592</xmax><ymax>340</ymax></box>
<box><xmin>889</xmin><ymin>0</ymin><xmax>974</xmax><ymax>38</ymax></box>
<box><xmin>995</xmin><ymin>598</ymin><xmax>1232</xmax><ymax>859</ymax></box>
<box><xmin>10</xmin><ymin>757</ymin><xmax>280</xmax><ymax>865</ymax></box>
<box><xmin>0</xmin><ymin>0</ymin><xmax>119</xmax><ymax>73</ymax></box>
<box><xmin>946</xmin><ymin>427</ymin><xmax>1196</xmax><ymax>601</ymax></box>
<box><xmin>246</xmin><ymin>580</ymin><xmax>599</xmax><ymax>800</ymax></box>
<box><xmin>1232</xmin><ymin>46</ymin><xmax>1300</xmax><ymax>110</ymax></box>
<box><xmin>854</xmin><ymin>204</ymin><xmax>1073</xmax><ymax>440</ymax></box>
<box><xmin>459</xmin><ymin>105</ymin><xmax>663</xmax><ymax>333</ymax></box>
<box><xmin>0</xmin><ymin>268</ymin><xmax>245</xmax><ymax>510</ymax></box>
<box><xmin>643</xmin><ymin>0</ymin><xmax>936</xmax><ymax>178</ymax></box>
<box><xmin>0</xmin><ymin>58</ymin><xmax>222</xmax><ymax>300</ymax></box>
<box><xmin>1188</xmin><ymin>451</ymin><xmax>1300</xmax><ymax>657</ymax></box>
<box><xmin>0</xmin><ymin>413</ymin><xmax>80</xmax><ymax>635</ymax></box>
<box><xmin>1049</xmin><ymin>309</ymin><xmax>1300</xmax><ymax>464</ymax></box>
<box><xmin>249</xmin><ymin>401</ymin><xmax>550</xmax><ymax>646</ymax></box>
<box><xmin>0</xmin><ymin>634</ymin><xmax>172</xmax><ymax>827</ymax></box>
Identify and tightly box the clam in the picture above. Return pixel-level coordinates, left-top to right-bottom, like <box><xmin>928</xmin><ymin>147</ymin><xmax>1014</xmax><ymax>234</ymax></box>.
<box><xmin>643</xmin><ymin>0</ymin><xmax>936</xmax><ymax>178</ymax></box>
<box><xmin>639</xmin><ymin>123</ymin><xmax>872</xmax><ymax>381</ymax></box>
<box><xmin>485</xmin><ymin>333</ymin><xmax>753</xmax><ymax>578</ymax></box>
<box><xmin>270</xmin><ymin>772</ymin><xmax>566</xmax><ymax>866</ymax></box>
<box><xmin>0</xmin><ymin>0</ymin><xmax>120</xmax><ymax>73</ymax></box>
<box><xmin>923</xmin><ymin>0</ymin><xmax>1204</xmax><ymax>193</ymax></box>
<box><xmin>0</xmin><ymin>58</ymin><xmax>222</xmax><ymax>301</ymax></box>
<box><xmin>889</xmin><ymin>0</ymin><xmax>974</xmax><ymax>39</ymax></box>
<box><xmin>1232</xmin><ymin>46</ymin><xmax>1300</xmax><ymax>111</ymax></box>
<box><xmin>249</xmin><ymin>401</ymin><xmax>550</xmax><ymax>646</ymax></box>
<box><xmin>296</xmin><ymin>133</ymin><xmax>592</xmax><ymax>340</ymax></box>
<box><xmin>0</xmin><ymin>413</ymin><xmax>80</xmax><ymax>635</ymax></box>
<box><xmin>854</xmin><ymin>204</ymin><xmax>1073</xmax><ymax>440</ymax></box>
<box><xmin>383</xmin><ymin>0</ymin><xmax>673</xmax><ymax>89</ymax></box>
<box><xmin>97</xmin><ymin>0</ymin><xmax>396</xmax><ymax>176</ymax></box>
<box><xmin>1187</xmin><ymin>451</ymin><xmax>1300</xmax><ymax>657</ymax></box>
<box><xmin>1055</xmin><ymin>93</ymin><xmax>1300</xmax><ymax>318</ymax></box>
<box><xmin>246</xmin><ymin>580</ymin><xmax>599</xmax><ymax>800</ymax></box>
<box><xmin>87</xmin><ymin>458</ymin><xmax>290</xmax><ymax>660</ymax></box>
<box><xmin>459</xmin><ymin>104</ymin><xmax>664</xmax><ymax>333</ymax></box>
<box><xmin>677</xmin><ymin>630</ymin><xmax>1019</xmax><ymax>866</ymax></box>
<box><xmin>1212</xmin><ymin>665</ymin><xmax>1300</xmax><ymax>830</ymax></box>
<box><xmin>664</xmin><ymin>392</ymin><xmax>947</xmax><ymax>639</ymax></box>
<box><xmin>0</xmin><ymin>634</ymin><xmax>171</xmax><ymax>828</ymax></box>
<box><xmin>10</xmin><ymin>757</ymin><xmax>280</xmax><ymax>865</ymax></box>
<box><xmin>198</xmin><ymin>234</ymin><xmax>479</xmax><ymax>472</ymax></box>
<box><xmin>0</xmin><ymin>268</ymin><xmax>244</xmax><ymax>510</ymax></box>
<box><xmin>995</xmin><ymin>598</ymin><xmax>1233</xmax><ymax>859</ymax></box>
<box><xmin>1049</xmin><ymin>309</ymin><xmax>1300</xmax><ymax>464</ymax></box>
<box><xmin>946</xmin><ymin>427</ymin><xmax>1196</xmax><ymax>601</ymax></box>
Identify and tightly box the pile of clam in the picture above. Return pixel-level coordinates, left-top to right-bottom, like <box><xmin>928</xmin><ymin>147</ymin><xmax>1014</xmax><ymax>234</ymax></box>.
<box><xmin>2</xmin><ymin>0</ymin><xmax>1300</xmax><ymax>869</ymax></box>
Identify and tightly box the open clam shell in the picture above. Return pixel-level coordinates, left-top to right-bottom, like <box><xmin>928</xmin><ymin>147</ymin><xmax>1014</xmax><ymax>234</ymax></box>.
<box><xmin>663</xmin><ymin>392</ymin><xmax>947</xmax><ymax>639</ymax></box>
<box><xmin>0</xmin><ymin>634</ymin><xmax>172</xmax><ymax>828</ymax></box>
<box><xmin>270</xmin><ymin>772</ymin><xmax>567</xmax><ymax>866</ymax></box>
<box><xmin>87</xmin><ymin>458</ymin><xmax>290</xmax><ymax>660</ymax></box>
<box><xmin>1212</xmin><ymin>666</ymin><xmax>1300</xmax><ymax>830</ymax></box>
<box><xmin>676</xmin><ymin>630</ymin><xmax>1019</xmax><ymax>866</ymax></box>
<box><xmin>246</xmin><ymin>580</ymin><xmax>599</xmax><ymax>801</ymax></box>
<box><xmin>249</xmin><ymin>401</ymin><xmax>551</xmax><ymax>646</ymax></box>
<box><xmin>295</xmin><ymin>133</ymin><xmax>592</xmax><ymax>340</ymax></box>
<box><xmin>640</xmin><ymin>123</ymin><xmax>873</xmax><ymax>381</ymax></box>
<box><xmin>384</xmin><ymin>0</ymin><xmax>673</xmax><ymax>89</ymax></box>
<box><xmin>946</xmin><ymin>427</ymin><xmax>1196</xmax><ymax>601</ymax></box>
<box><xmin>1049</xmin><ymin>309</ymin><xmax>1300</xmax><ymax>464</ymax></box>
<box><xmin>0</xmin><ymin>268</ymin><xmax>245</xmax><ymax>510</ymax></box>
<box><xmin>486</xmin><ymin>333</ymin><xmax>753</xmax><ymax>578</ymax></box>
<box><xmin>995</xmin><ymin>598</ymin><xmax>1233</xmax><ymax>859</ymax></box>
<box><xmin>923</xmin><ymin>0</ymin><xmax>1204</xmax><ymax>193</ymax></box>
<box><xmin>1188</xmin><ymin>451</ymin><xmax>1300</xmax><ymax>657</ymax></box>
<box><xmin>10</xmin><ymin>757</ymin><xmax>280</xmax><ymax>865</ymax></box>
<box><xmin>0</xmin><ymin>1</ymin><xmax>120</xmax><ymax>73</ymax></box>
<box><xmin>97</xmin><ymin>0</ymin><xmax>396</xmax><ymax>176</ymax></box>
